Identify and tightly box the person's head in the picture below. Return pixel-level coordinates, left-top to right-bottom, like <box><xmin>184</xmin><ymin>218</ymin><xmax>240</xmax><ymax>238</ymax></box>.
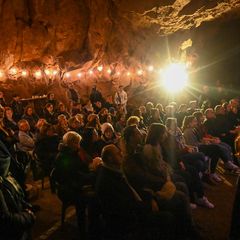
<box><xmin>58</xmin><ymin>114</ymin><xmax>68</xmax><ymax>126</ymax></box>
<box><xmin>73</xmin><ymin>102</ymin><xmax>82</xmax><ymax>111</ymax></box>
<box><xmin>87</xmin><ymin>114</ymin><xmax>99</xmax><ymax>124</ymax></box>
<box><xmin>99</xmin><ymin>108</ymin><xmax>108</xmax><ymax>116</ymax></box>
<box><xmin>118</xmin><ymin>114</ymin><xmax>126</xmax><ymax>122</ymax></box>
<box><xmin>165</xmin><ymin>105</ymin><xmax>174</xmax><ymax>116</ymax></box>
<box><xmin>101</xmin><ymin>123</ymin><xmax>114</xmax><ymax>140</ymax></box>
<box><xmin>229</xmin><ymin>98</ymin><xmax>239</xmax><ymax>108</ymax></box>
<box><xmin>193</xmin><ymin>111</ymin><xmax>205</xmax><ymax>124</ymax></box>
<box><xmin>101</xmin><ymin>144</ymin><xmax>123</xmax><ymax>169</ymax></box>
<box><xmin>146</xmin><ymin>123</ymin><xmax>167</xmax><ymax>145</ymax></box>
<box><xmin>58</xmin><ymin>103</ymin><xmax>66</xmax><ymax>112</ymax></box>
<box><xmin>25</xmin><ymin>105</ymin><xmax>33</xmax><ymax>116</ymax></box>
<box><xmin>156</xmin><ymin>103</ymin><xmax>164</xmax><ymax>113</ymax></box>
<box><xmin>119</xmin><ymin>85</ymin><xmax>124</xmax><ymax>92</ymax></box>
<box><xmin>214</xmin><ymin>105</ymin><xmax>225</xmax><ymax>116</ymax></box>
<box><xmin>132</xmin><ymin>109</ymin><xmax>141</xmax><ymax>117</ymax></box>
<box><xmin>95</xmin><ymin>101</ymin><xmax>102</xmax><ymax>108</ymax></box>
<box><xmin>165</xmin><ymin>118</ymin><xmax>177</xmax><ymax>132</ymax></box>
<box><xmin>222</xmin><ymin>102</ymin><xmax>231</xmax><ymax>112</ymax></box>
<box><xmin>4</xmin><ymin>107</ymin><xmax>13</xmax><ymax>119</ymax></box>
<box><xmin>40</xmin><ymin>123</ymin><xmax>55</xmax><ymax>136</ymax></box>
<box><xmin>75</xmin><ymin>114</ymin><xmax>85</xmax><ymax>126</ymax></box>
<box><xmin>47</xmin><ymin>92</ymin><xmax>54</xmax><ymax>100</ymax></box>
<box><xmin>45</xmin><ymin>103</ymin><xmax>54</xmax><ymax>113</ymax></box>
<box><xmin>63</xmin><ymin>131</ymin><xmax>82</xmax><ymax>151</ymax></box>
<box><xmin>126</xmin><ymin>116</ymin><xmax>140</xmax><ymax>127</ymax></box>
<box><xmin>204</xmin><ymin>108</ymin><xmax>215</xmax><ymax>119</ymax></box>
<box><xmin>178</xmin><ymin>104</ymin><xmax>187</xmax><ymax>112</ymax></box>
<box><xmin>182</xmin><ymin>115</ymin><xmax>197</xmax><ymax>130</ymax></box>
<box><xmin>106</xmin><ymin>114</ymin><xmax>112</xmax><ymax>124</ymax></box>
<box><xmin>109</xmin><ymin>107</ymin><xmax>116</xmax><ymax>116</ymax></box>
<box><xmin>123</xmin><ymin>125</ymin><xmax>142</xmax><ymax>147</ymax></box>
<box><xmin>146</xmin><ymin>102</ymin><xmax>154</xmax><ymax>112</ymax></box>
<box><xmin>189</xmin><ymin>100</ymin><xmax>197</xmax><ymax>109</ymax></box>
<box><xmin>13</xmin><ymin>94</ymin><xmax>20</xmax><ymax>101</ymax></box>
<box><xmin>139</xmin><ymin>105</ymin><xmax>146</xmax><ymax>114</ymax></box>
<box><xmin>36</xmin><ymin>118</ymin><xmax>47</xmax><ymax>130</ymax></box>
<box><xmin>151</xmin><ymin>108</ymin><xmax>160</xmax><ymax>119</ymax></box>
<box><xmin>82</xmin><ymin>127</ymin><xmax>99</xmax><ymax>144</ymax></box>
<box><xmin>68</xmin><ymin>116</ymin><xmax>81</xmax><ymax>130</ymax></box>
<box><xmin>18</xmin><ymin>119</ymin><xmax>30</xmax><ymax>132</ymax></box>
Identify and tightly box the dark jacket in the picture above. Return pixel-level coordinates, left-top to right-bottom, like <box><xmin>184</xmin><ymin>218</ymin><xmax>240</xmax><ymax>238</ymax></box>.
<box><xmin>0</xmin><ymin>140</ymin><xmax>35</xmax><ymax>240</ymax></box>
<box><xmin>95</xmin><ymin>165</ymin><xmax>146</xmax><ymax>235</ymax></box>
<box><xmin>55</xmin><ymin>145</ymin><xmax>95</xmax><ymax>199</ymax></box>
<box><xmin>34</xmin><ymin>134</ymin><xmax>60</xmax><ymax>174</ymax></box>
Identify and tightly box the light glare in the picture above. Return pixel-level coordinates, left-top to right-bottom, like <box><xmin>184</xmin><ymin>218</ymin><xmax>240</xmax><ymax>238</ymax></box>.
<box><xmin>161</xmin><ymin>63</ymin><xmax>188</xmax><ymax>93</ymax></box>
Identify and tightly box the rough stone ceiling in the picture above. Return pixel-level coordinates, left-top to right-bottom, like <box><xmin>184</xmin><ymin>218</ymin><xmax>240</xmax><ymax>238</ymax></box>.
<box><xmin>0</xmin><ymin>0</ymin><xmax>239</xmax><ymax>68</ymax></box>
<box><xmin>127</xmin><ymin>0</ymin><xmax>240</xmax><ymax>35</ymax></box>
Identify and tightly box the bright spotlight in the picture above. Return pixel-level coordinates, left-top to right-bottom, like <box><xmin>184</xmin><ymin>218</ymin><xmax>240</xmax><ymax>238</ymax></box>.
<box><xmin>161</xmin><ymin>63</ymin><xmax>188</xmax><ymax>93</ymax></box>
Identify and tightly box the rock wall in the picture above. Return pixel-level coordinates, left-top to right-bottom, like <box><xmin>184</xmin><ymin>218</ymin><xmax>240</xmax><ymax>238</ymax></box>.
<box><xmin>0</xmin><ymin>0</ymin><xmax>239</xmax><ymax>102</ymax></box>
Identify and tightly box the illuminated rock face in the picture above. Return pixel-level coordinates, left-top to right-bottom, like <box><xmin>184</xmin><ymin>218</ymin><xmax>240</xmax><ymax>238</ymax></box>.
<box><xmin>0</xmin><ymin>0</ymin><xmax>239</xmax><ymax>101</ymax></box>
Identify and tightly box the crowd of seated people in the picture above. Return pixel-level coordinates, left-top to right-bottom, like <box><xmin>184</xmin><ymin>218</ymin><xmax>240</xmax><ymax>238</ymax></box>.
<box><xmin>0</xmin><ymin>88</ymin><xmax>240</xmax><ymax>239</ymax></box>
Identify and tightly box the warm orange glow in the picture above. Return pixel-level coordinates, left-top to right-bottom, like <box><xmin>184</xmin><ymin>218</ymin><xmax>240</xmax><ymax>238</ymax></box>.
<box><xmin>77</xmin><ymin>72</ymin><xmax>82</xmax><ymax>78</ymax></box>
<box><xmin>97</xmin><ymin>66</ymin><xmax>103</xmax><ymax>72</ymax></box>
<box><xmin>89</xmin><ymin>70</ymin><xmax>93</xmax><ymax>75</ymax></box>
<box><xmin>45</xmin><ymin>69</ymin><xmax>51</xmax><ymax>75</ymax></box>
<box><xmin>137</xmin><ymin>69</ymin><xmax>143</xmax><ymax>76</ymax></box>
<box><xmin>34</xmin><ymin>70</ymin><xmax>42</xmax><ymax>78</ymax></box>
<box><xmin>127</xmin><ymin>72</ymin><xmax>131</xmax><ymax>76</ymax></box>
<box><xmin>22</xmin><ymin>70</ymin><xmax>28</xmax><ymax>77</ymax></box>
<box><xmin>53</xmin><ymin>70</ymin><xmax>58</xmax><ymax>75</ymax></box>
<box><xmin>0</xmin><ymin>70</ymin><xmax>4</xmax><ymax>78</ymax></box>
<box><xmin>148</xmin><ymin>65</ymin><xmax>154</xmax><ymax>72</ymax></box>
<box><xmin>9</xmin><ymin>67</ymin><xmax>18</xmax><ymax>75</ymax></box>
<box><xmin>107</xmin><ymin>69</ymin><xmax>112</xmax><ymax>74</ymax></box>
<box><xmin>116</xmin><ymin>71</ymin><xmax>120</xmax><ymax>76</ymax></box>
<box><xmin>66</xmin><ymin>72</ymin><xmax>70</xmax><ymax>78</ymax></box>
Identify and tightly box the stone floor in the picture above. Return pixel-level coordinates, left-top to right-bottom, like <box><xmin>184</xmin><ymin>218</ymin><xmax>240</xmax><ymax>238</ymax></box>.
<box><xmin>32</xmin><ymin>165</ymin><xmax>238</xmax><ymax>240</ymax></box>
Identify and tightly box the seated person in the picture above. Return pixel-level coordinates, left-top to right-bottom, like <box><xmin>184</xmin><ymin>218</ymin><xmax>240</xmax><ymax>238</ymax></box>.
<box><xmin>0</xmin><ymin>140</ymin><xmax>35</xmax><ymax>240</ymax></box>
<box><xmin>96</xmin><ymin>144</ymin><xmax>176</xmax><ymax>239</ymax></box>
<box><xmin>55</xmin><ymin>131</ymin><xmax>101</xmax><ymax>231</ymax></box>
<box><xmin>17</xmin><ymin>120</ymin><xmax>35</xmax><ymax>153</ymax></box>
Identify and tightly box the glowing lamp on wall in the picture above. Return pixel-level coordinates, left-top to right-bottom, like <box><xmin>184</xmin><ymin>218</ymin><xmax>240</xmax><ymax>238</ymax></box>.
<box><xmin>9</xmin><ymin>67</ymin><xmax>18</xmax><ymax>75</ymax></box>
<box><xmin>21</xmin><ymin>70</ymin><xmax>28</xmax><ymax>77</ymax></box>
<box><xmin>34</xmin><ymin>70</ymin><xmax>42</xmax><ymax>79</ymax></box>
<box><xmin>97</xmin><ymin>66</ymin><xmax>103</xmax><ymax>72</ymax></box>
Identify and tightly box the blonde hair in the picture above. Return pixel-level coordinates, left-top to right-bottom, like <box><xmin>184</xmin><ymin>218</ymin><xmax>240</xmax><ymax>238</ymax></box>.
<box><xmin>126</xmin><ymin>116</ymin><xmax>140</xmax><ymax>126</ymax></box>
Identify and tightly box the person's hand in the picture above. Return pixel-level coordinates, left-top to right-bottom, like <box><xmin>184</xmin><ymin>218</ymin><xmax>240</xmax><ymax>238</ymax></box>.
<box><xmin>91</xmin><ymin>157</ymin><xmax>103</xmax><ymax>170</ymax></box>
<box><xmin>179</xmin><ymin>161</ymin><xmax>186</xmax><ymax>171</ymax></box>
<box><xmin>151</xmin><ymin>199</ymin><xmax>159</xmax><ymax>212</ymax></box>
<box><xmin>24</xmin><ymin>209</ymin><xmax>36</xmax><ymax>220</ymax></box>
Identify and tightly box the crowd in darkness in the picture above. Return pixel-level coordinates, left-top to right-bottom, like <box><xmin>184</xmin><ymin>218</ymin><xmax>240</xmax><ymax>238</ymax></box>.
<box><xmin>0</xmin><ymin>82</ymin><xmax>240</xmax><ymax>240</ymax></box>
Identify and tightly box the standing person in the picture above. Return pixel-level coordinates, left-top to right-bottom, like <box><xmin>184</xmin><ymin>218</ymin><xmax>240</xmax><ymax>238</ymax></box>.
<box><xmin>89</xmin><ymin>85</ymin><xmax>103</xmax><ymax>104</ymax></box>
<box><xmin>22</xmin><ymin>106</ymin><xmax>39</xmax><ymax>133</ymax></box>
<box><xmin>11</xmin><ymin>95</ymin><xmax>24</xmax><ymax>122</ymax></box>
<box><xmin>46</xmin><ymin>92</ymin><xmax>58</xmax><ymax>111</ymax></box>
<box><xmin>114</xmin><ymin>85</ymin><xmax>128</xmax><ymax>114</ymax></box>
